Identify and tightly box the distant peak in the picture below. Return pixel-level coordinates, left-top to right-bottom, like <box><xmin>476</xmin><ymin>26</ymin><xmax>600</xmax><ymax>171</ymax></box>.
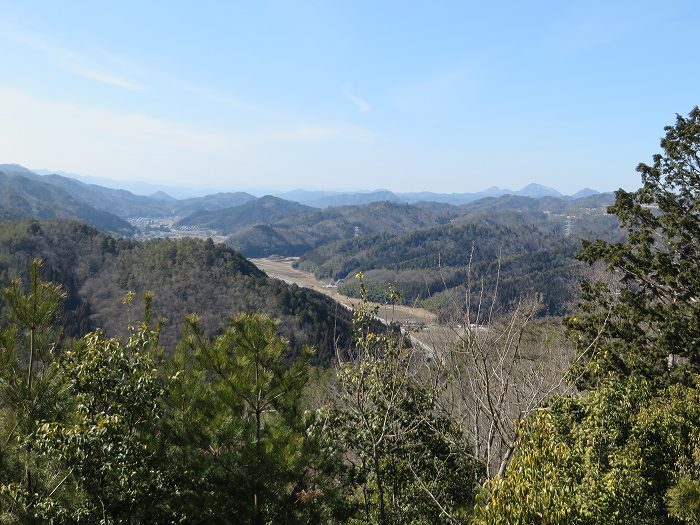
<box><xmin>516</xmin><ymin>183</ymin><xmax>562</xmax><ymax>197</ymax></box>
<box><xmin>150</xmin><ymin>190</ymin><xmax>176</xmax><ymax>201</ymax></box>
<box><xmin>571</xmin><ymin>187</ymin><xmax>600</xmax><ymax>198</ymax></box>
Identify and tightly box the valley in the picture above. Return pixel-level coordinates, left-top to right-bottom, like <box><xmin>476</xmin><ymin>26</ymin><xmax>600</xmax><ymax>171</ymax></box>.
<box><xmin>251</xmin><ymin>256</ymin><xmax>436</xmax><ymax>325</ymax></box>
<box><xmin>251</xmin><ymin>256</ymin><xmax>471</xmax><ymax>359</ymax></box>
<box><xmin>4</xmin><ymin>3</ymin><xmax>699</xmax><ymax>520</ymax></box>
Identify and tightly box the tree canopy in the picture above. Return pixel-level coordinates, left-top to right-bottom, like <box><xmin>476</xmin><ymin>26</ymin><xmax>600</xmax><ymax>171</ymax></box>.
<box><xmin>570</xmin><ymin>106</ymin><xmax>700</xmax><ymax>389</ymax></box>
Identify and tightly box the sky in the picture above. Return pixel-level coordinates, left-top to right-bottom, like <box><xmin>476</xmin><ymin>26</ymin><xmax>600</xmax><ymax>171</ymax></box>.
<box><xmin>0</xmin><ymin>1</ymin><xmax>698</xmax><ymax>194</ymax></box>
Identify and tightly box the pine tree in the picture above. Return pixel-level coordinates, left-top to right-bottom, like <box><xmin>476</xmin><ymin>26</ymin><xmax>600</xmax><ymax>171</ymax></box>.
<box><xmin>182</xmin><ymin>312</ymin><xmax>316</xmax><ymax>524</ymax></box>
<box><xmin>0</xmin><ymin>258</ymin><xmax>68</xmax><ymax>523</ymax></box>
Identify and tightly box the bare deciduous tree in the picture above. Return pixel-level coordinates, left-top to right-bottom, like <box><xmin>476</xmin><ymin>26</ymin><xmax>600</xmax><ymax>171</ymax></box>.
<box><xmin>416</xmin><ymin>250</ymin><xmax>602</xmax><ymax>477</ymax></box>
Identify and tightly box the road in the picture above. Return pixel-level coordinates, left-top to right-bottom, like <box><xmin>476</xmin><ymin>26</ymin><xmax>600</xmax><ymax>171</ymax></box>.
<box><xmin>250</xmin><ymin>257</ymin><xmax>436</xmax><ymax>325</ymax></box>
<box><xmin>250</xmin><ymin>257</ymin><xmax>458</xmax><ymax>356</ymax></box>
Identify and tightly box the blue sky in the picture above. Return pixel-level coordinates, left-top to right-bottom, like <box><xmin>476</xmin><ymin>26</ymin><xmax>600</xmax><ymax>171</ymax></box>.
<box><xmin>0</xmin><ymin>1</ymin><xmax>698</xmax><ymax>194</ymax></box>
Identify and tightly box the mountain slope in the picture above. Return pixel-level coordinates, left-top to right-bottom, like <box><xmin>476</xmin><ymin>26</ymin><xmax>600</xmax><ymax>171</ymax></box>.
<box><xmin>571</xmin><ymin>188</ymin><xmax>600</xmax><ymax>198</ymax></box>
<box><xmin>27</xmin><ymin>172</ymin><xmax>174</xmax><ymax>217</ymax></box>
<box><xmin>296</xmin><ymin>201</ymin><xmax>622</xmax><ymax>316</ymax></box>
<box><xmin>176</xmin><ymin>195</ymin><xmax>315</xmax><ymax>233</ymax></box>
<box><xmin>8</xmin><ymin>165</ymin><xmax>257</xmax><ymax>219</ymax></box>
<box><xmin>0</xmin><ymin>171</ymin><xmax>135</xmax><ymax>235</ymax></box>
<box><xmin>515</xmin><ymin>183</ymin><xmax>563</xmax><ymax>198</ymax></box>
<box><xmin>0</xmin><ymin>220</ymin><xmax>355</xmax><ymax>362</ymax></box>
<box><xmin>174</xmin><ymin>192</ymin><xmax>256</xmax><ymax>217</ymax></box>
<box><xmin>225</xmin><ymin>200</ymin><xmax>460</xmax><ymax>257</ymax></box>
<box><xmin>305</xmin><ymin>190</ymin><xmax>403</xmax><ymax>208</ymax></box>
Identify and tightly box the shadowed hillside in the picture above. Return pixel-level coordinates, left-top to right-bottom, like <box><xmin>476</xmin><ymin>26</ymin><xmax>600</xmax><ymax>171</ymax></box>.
<box><xmin>0</xmin><ymin>220</ymin><xmax>355</xmax><ymax>362</ymax></box>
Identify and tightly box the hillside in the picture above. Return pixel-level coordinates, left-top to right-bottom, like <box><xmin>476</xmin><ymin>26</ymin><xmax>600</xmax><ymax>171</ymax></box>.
<box><xmin>173</xmin><ymin>191</ymin><xmax>257</xmax><ymax>216</ymax></box>
<box><xmin>2</xmin><ymin>165</ymin><xmax>259</xmax><ymax>221</ymax></box>
<box><xmin>176</xmin><ymin>195</ymin><xmax>315</xmax><ymax>233</ymax></box>
<box><xmin>0</xmin><ymin>171</ymin><xmax>135</xmax><ymax>235</ymax></box>
<box><xmin>223</xmin><ymin>194</ymin><xmax>614</xmax><ymax>260</ymax></box>
<box><xmin>0</xmin><ymin>220</ymin><xmax>355</xmax><ymax>362</ymax></box>
<box><xmin>24</xmin><ymin>169</ymin><xmax>258</xmax><ymax>219</ymax></box>
<box><xmin>457</xmin><ymin>192</ymin><xmax>614</xmax><ymax>214</ymax></box>
<box><xmin>305</xmin><ymin>189</ymin><xmax>403</xmax><ymax>208</ymax></box>
<box><xmin>225</xmin><ymin>200</ymin><xmax>460</xmax><ymax>257</ymax></box>
<box><xmin>296</xmin><ymin>206</ymin><xmax>622</xmax><ymax>316</ymax></box>
<box><xmin>30</xmin><ymin>172</ymin><xmax>174</xmax><ymax>218</ymax></box>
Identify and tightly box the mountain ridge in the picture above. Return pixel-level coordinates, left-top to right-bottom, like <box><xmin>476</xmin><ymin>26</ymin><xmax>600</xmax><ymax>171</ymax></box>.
<box><xmin>12</xmin><ymin>163</ymin><xmax>603</xmax><ymax>208</ymax></box>
<box><xmin>0</xmin><ymin>170</ymin><xmax>135</xmax><ymax>235</ymax></box>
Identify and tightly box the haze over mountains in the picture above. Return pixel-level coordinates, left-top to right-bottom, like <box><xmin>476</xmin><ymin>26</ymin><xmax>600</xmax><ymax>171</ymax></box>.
<box><xmin>9</xmin><ymin>163</ymin><xmax>601</xmax><ymax>209</ymax></box>
<box><xmin>274</xmin><ymin>183</ymin><xmax>600</xmax><ymax>207</ymax></box>
<box><xmin>0</xmin><ymin>162</ymin><xmax>619</xmax><ymax>322</ymax></box>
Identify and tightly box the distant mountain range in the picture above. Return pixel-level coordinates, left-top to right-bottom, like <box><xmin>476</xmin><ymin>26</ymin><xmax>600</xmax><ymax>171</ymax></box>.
<box><xmin>0</xmin><ymin>164</ymin><xmax>257</xmax><ymax>224</ymax></box>
<box><xmin>0</xmin><ymin>165</ymin><xmax>135</xmax><ymax>235</ymax></box>
<box><xmin>0</xmin><ymin>163</ymin><xmax>608</xmax><ymax>240</ymax></box>
<box><xmin>224</xmin><ymin>200</ymin><xmax>460</xmax><ymax>257</ymax></box>
<box><xmin>0</xmin><ymin>162</ymin><xmax>619</xmax><ymax>320</ymax></box>
<box><xmin>276</xmin><ymin>183</ymin><xmax>600</xmax><ymax>208</ymax></box>
<box><xmin>30</xmin><ymin>164</ymin><xmax>603</xmax><ymax>207</ymax></box>
<box><xmin>221</xmin><ymin>192</ymin><xmax>615</xmax><ymax>258</ymax></box>
<box><xmin>31</xmin><ymin>168</ymin><xmax>220</xmax><ymax>199</ymax></box>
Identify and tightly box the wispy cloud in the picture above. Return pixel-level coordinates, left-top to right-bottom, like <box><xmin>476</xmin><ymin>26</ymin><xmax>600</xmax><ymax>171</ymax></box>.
<box><xmin>0</xmin><ymin>27</ymin><xmax>147</xmax><ymax>91</ymax></box>
<box><xmin>0</xmin><ymin>88</ymin><xmax>373</xmax><ymax>186</ymax></box>
<box><xmin>342</xmin><ymin>87</ymin><xmax>372</xmax><ymax>112</ymax></box>
<box><xmin>59</xmin><ymin>62</ymin><xmax>146</xmax><ymax>91</ymax></box>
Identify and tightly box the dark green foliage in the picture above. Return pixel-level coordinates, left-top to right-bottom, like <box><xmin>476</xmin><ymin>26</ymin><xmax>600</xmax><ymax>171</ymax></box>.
<box><xmin>570</xmin><ymin>106</ymin><xmax>700</xmax><ymax>389</ymax></box>
<box><xmin>668</xmin><ymin>476</ymin><xmax>700</xmax><ymax>524</ymax></box>
<box><xmin>34</xmin><ymin>325</ymin><xmax>175</xmax><ymax>524</ymax></box>
<box><xmin>0</xmin><ymin>263</ymin><xmax>488</xmax><ymax>523</ymax></box>
<box><xmin>0</xmin><ymin>259</ymin><xmax>69</xmax><ymax>523</ymax></box>
<box><xmin>473</xmin><ymin>108</ymin><xmax>700</xmax><ymax>524</ymax></box>
<box><xmin>168</xmin><ymin>313</ymin><xmax>334</xmax><ymax>524</ymax></box>
<box><xmin>0</xmin><ymin>270</ymin><xmax>351</xmax><ymax>524</ymax></box>
<box><xmin>325</xmin><ymin>294</ymin><xmax>483</xmax><ymax>524</ymax></box>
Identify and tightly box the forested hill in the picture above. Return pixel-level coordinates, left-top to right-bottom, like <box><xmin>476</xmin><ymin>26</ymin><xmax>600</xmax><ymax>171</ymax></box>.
<box><xmin>297</xmin><ymin>207</ymin><xmax>622</xmax><ymax>316</ymax></box>
<box><xmin>222</xmin><ymin>194</ymin><xmax>614</xmax><ymax>259</ymax></box>
<box><xmin>0</xmin><ymin>171</ymin><xmax>135</xmax><ymax>235</ymax></box>
<box><xmin>0</xmin><ymin>165</ymin><xmax>259</xmax><ymax>220</ymax></box>
<box><xmin>175</xmin><ymin>195</ymin><xmax>315</xmax><ymax>232</ymax></box>
<box><xmin>225</xmin><ymin>200</ymin><xmax>460</xmax><ymax>257</ymax></box>
<box><xmin>457</xmin><ymin>192</ymin><xmax>614</xmax><ymax>214</ymax></box>
<box><xmin>31</xmin><ymin>172</ymin><xmax>258</xmax><ymax>218</ymax></box>
<box><xmin>0</xmin><ymin>220</ymin><xmax>354</xmax><ymax>362</ymax></box>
